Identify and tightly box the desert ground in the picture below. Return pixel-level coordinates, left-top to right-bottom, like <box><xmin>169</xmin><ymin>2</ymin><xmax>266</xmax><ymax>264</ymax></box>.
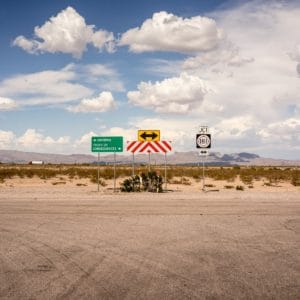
<box><xmin>0</xmin><ymin>177</ymin><xmax>299</xmax><ymax>299</ymax></box>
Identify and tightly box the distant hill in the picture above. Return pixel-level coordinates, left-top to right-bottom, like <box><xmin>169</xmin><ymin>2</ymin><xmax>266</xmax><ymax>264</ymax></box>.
<box><xmin>0</xmin><ymin>149</ymin><xmax>299</xmax><ymax>166</ymax></box>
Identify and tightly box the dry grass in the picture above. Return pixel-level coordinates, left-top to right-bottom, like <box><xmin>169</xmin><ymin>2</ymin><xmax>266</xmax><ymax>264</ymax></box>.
<box><xmin>0</xmin><ymin>164</ymin><xmax>299</xmax><ymax>187</ymax></box>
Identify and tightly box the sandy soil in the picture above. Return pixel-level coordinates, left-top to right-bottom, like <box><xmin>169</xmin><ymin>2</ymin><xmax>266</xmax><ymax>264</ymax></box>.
<box><xmin>0</xmin><ymin>182</ymin><xmax>299</xmax><ymax>299</ymax></box>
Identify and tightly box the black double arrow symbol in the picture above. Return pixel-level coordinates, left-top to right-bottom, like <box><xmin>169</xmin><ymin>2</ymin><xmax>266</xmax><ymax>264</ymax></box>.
<box><xmin>140</xmin><ymin>132</ymin><xmax>158</xmax><ymax>140</ymax></box>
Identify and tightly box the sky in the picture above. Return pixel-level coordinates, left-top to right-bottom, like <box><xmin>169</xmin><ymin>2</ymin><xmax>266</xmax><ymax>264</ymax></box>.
<box><xmin>0</xmin><ymin>0</ymin><xmax>300</xmax><ymax>159</ymax></box>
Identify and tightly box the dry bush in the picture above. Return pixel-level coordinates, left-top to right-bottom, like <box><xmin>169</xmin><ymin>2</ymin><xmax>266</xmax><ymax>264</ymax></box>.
<box><xmin>224</xmin><ymin>185</ymin><xmax>234</xmax><ymax>189</ymax></box>
<box><xmin>52</xmin><ymin>181</ymin><xmax>66</xmax><ymax>185</ymax></box>
<box><xmin>236</xmin><ymin>185</ymin><xmax>244</xmax><ymax>191</ymax></box>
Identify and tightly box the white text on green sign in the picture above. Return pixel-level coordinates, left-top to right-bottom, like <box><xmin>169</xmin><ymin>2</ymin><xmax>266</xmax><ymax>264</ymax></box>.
<box><xmin>91</xmin><ymin>136</ymin><xmax>123</xmax><ymax>152</ymax></box>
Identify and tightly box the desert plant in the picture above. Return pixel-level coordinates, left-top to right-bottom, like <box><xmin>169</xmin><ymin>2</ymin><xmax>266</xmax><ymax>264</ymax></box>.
<box><xmin>224</xmin><ymin>185</ymin><xmax>234</xmax><ymax>189</ymax></box>
<box><xmin>205</xmin><ymin>184</ymin><xmax>215</xmax><ymax>187</ymax></box>
<box><xmin>121</xmin><ymin>172</ymin><xmax>163</xmax><ymax>193</ymax></box>
<box><xmin>52</xmin><ymin>181</ymin><xmax>66</xmax><ymax>185</ymax></box>
<box><xmin>120</xmin><ymin>175</ymin><xmax>141</xmax><ymax>192</ymax></box>
<box><xmin>236</xmin><ymin>185</ymin><xmax>244</xmax><ymax>191</ymax></box>
<box><xmin>291</xmin><ymin>175</ymin><xmax>300</xmax><ymax>186</ymax></box>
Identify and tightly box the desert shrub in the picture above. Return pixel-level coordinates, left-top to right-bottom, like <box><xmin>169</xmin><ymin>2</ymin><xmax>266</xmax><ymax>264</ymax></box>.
<box><xmin>240</xmin><ymin>175</ymin><xmax>253</xmax><ymax>185</ymax></box>
<box><xmin>291</xmin><ymin>175</ymin><xmax>300</xmax><ymax>186</ymax></box>
<box><xmin>121</xmin><ymin>172</ymin><xmax>163</xmax><ymax>193</ymax></box>
<box><xmin>205</xmin><ymin>184</ymin><xmax>215</xmax><ymax>187</ymax></box>
<box><xmin>224</xmin><ymin>185</ymin><xmax>234</xmax><ymax>189</ymax></box>
<box><xmin>52</xmin><ymin>181</ymin><xmax>66</xmax><ymax>185</ymax></box>
<box><xmin>236</xmin><ymin>185</ymin><xmax>244</xmax><ymax>191</ymax></box>
<box><xmin>181</xmin><ymin>177</ymin><xmax>191</xmax><ymax>185</ymax></box>
<box><xmin>121</xmin><ymin>175</ymin><xmax>141</xmax><ymax>192</ymax></box>
<box><xmin>142</xmin><ymin>171</ymin><xmax>163</xmax><ymax>192</ymax></box>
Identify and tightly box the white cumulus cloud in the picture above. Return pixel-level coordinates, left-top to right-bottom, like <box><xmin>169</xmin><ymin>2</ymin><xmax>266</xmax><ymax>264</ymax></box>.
<box><xmin>258</xmin><ymin>118</ymin><xmax>300</xmax><ymax>145</ymax></box>
<box><xmin>120</xmin><ymin>11</ymin><xmax>224</xmax><ymax>53</ymax></box>
<box><xmin>0</xmin><ymin>97</ymin><xmax>19</xmax><ymax>111</ymax></box>
<box><xmin>13</xmin><ymin>6</ymin><xmax>115</xmax><ymax>58</ymax></box>
<box><xmin>182</xmin><ymin>42</ymin><xmax>254</xmax><ymax>72</ymax></box>
<box><xmin>127</xmin><ymin>73</ymin><xmax>210</xmax><ymax>113</ymax></box>
<box><xmin>212</xmin><ymin>116</ymin><xmax>259</xmax><ymax>140</ymax></box>
<box><xmin>67</xmin><ymin>91</ymin><xmax>117</xmax><ymax>113</ymax></box>
<box><xmin>0</xmin><ymin>63</ymin><xmax>124</xmax><ymax>106</ymax></box>
<box><xmin>0</xmin><ymin>130</ymin><xmax>16</xmax><ymax>148</ymax></box>
<box><xmin>18</xmin><ymin>129</ymin><xmax>70</xmax><ymax>150</ymax></box>
<box><xmin>0</xmin><ymin>66</ymin><xmax>92</xmax><ymax>105</ymax></box>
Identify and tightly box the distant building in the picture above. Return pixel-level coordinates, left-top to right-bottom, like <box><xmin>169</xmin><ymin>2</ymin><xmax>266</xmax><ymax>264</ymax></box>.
<box><xmin>29</xmin><ymin>161</ymin><xmax>44</xmax><ymax>165</ymax></box>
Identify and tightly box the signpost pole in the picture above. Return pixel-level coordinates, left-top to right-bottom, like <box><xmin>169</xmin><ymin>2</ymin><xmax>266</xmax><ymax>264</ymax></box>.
<box><xmin>148</xmin><ymin>152</ymin><xmax>151</xmax><ymax>172</ymax></box>
<box><xmin>132</xmin><ymin>153</ymin><xmax>135</xmax><ymax>177</ymax></box>
<box><xmin>202</xmin><ymin>155</ymin><xmax>205</xmax><ymax>191</ymax></box>
<box><xmin>164</xmin><ymin>152</ymin><xmax>167</xmax><ymax>191</ymax></box>
<box><xmin>113</xmin><ymin>152</ymin><xmax>116</xmax><ymax>192</ymax></box>
<box><xmin>97</xmin><ymin>153</ymin><xmax>100</xmax><ymax>192</ymax></box>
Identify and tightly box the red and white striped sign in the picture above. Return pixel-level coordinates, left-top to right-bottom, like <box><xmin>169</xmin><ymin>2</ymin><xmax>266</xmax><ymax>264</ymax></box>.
<box><xmin>127</xmin><ymin>141</ymin><xmax>172</xmax><ymax>153</ymax></box>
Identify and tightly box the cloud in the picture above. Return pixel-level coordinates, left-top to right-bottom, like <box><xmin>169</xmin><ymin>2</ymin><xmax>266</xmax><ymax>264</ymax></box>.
<box><xmin>0</xmin><ymin>130</ymin><xmax>16</xmax><ymax>148</ymax></box>
<box><xmin>212</xmin><ymin>115</ymin><xmax>258</xmax><ymax>140</ymax></box>
<box><xmin>18</xmin><ymin>129</ymin><xmax>70</xmax><ymax>149</ymax></box>
<box><xmin>0</xmin><ymin>63</ymin><xmax>124</xmax><ymax>106</ymax></box>
<box><xmin>83</xmin><ymin>64</ymin><xmax>117</xmax><ymax>77</ymax></box>
<box><xmin>182</xmin><ymin>42</ymin><xmax>254</xmax><ymax>72</ymax></box>
<box><xmin>80</xmin><ymin>64</ymin><xmax>125</xmax><ymax>92</ymax></box>
<box><xmin>120</xmin><ymin>11</ymin><xmax>224</xmax><ymax>53</ymax></box>
<box><xmin>127</xmin><ymin>73</ymin><xmax>210</xmax><ymax>113</ymax></box>
<box><xmin>0</xmin><ymin>66</ymin><xmax>92</xmax><ymax>105</ymax></box>
<box><xmin>74</xmin><ymin>131</ymin><xmax>96</xmax><ymax>147</ymax></box>
<box><xmin>258</xmin><ymin>118</ymin><xmax>300</xmax><ymax>146</ymax></box>
<box><xmin>13</xmin><ymin>6</ymin><xmax>115</xmax><ymax>58</ymax></box>
<box><xmin>180</xmin><ymin>0</ymin><xmax>300</xmax><ymax>124</ymax></box>
<box><xmin>0</xmin><ymin>129</ymin><xmax>70</xmax><ymax>152</ymax></box>
<box><xmin>289</xmin><ymin>44</ymin><xmax>300</xmax><ymax>75</ymax></box>
<box><xmin>0</xmin><ymin>97</ymin><xmax>19</xmax><ymax>111</ymax></box>
<box><xmin>67</xmin><ymin>92</ymin><xmax>117</xmax><ymax>113</ymax></box>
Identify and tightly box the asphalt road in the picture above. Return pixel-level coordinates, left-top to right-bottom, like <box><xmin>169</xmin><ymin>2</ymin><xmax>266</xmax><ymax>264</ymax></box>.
<box><xmin>0</xmin><ymin>187</ymin><xmax>299</xmax><ymax>299</ymax></box>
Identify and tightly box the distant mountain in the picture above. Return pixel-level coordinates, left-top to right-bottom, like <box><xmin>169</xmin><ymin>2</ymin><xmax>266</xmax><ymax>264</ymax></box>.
<box><xmin>0</xmin><ymin>149</ymin><xmax>299</xmax><ymax>166</ymax></box>
<box><xmin>0</xmin><ymin>150</ymin><xmax>96</xmax><ymax>164</ymax></box>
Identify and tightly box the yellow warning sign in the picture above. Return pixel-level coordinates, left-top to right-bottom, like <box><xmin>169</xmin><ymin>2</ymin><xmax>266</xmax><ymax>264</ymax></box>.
<box><xmin>138</xmin><ymin>130</ymin><xmax>160</xmax><ymax>142</ymax></box>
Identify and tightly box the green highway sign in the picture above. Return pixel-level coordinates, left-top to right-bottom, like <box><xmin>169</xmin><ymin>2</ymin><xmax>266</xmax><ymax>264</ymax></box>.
<box><xmin>91</xmin><ymin>136</ymin><xmax>123</xmax><ymax>152</ymax></box>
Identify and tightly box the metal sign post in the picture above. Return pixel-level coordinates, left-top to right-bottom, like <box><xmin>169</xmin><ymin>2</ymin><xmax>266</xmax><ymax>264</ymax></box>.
<box><xmin>200</xmin><ymin>150</ymin><xmax>209</xmax><ymax>191</ymax></box>
<box><xmin>202</xmin><ymin>155</ymin><xmax>205</xmax><ymax>191</ymax></box>
<box><xmin>196</xmin><ymin>126</ymin><xmax>211</xmax><ymax>192</ymax></box>
<box><xmin>113</xmin><ymin>152</ymin><xmax>116</xmax><ymax>192</ymax></box>
<box><xmin>132</xmin><ymin>153</ymin><xmax>135</xmax><ymax>177</ymax></box>
<box><xmin>97</xmin><ymin>153</ymin><xmax>100</xmax><ymax>192</ymax></box>
<box><xmin>148</xmin><ymin>152</ymin><xmax>151</xmax><ymax>172</ymax></box>
<box><xmin>164</xmin><ymin>153</ymin><xmax>167</xmax><ymax>191</ymax></box>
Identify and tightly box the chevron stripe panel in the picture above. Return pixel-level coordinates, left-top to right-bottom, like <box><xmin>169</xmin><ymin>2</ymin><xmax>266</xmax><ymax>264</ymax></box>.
<box><xmin>126</xmin><ymin>141</ymin><xmax>172</xmax><ymax>153</ymax></box>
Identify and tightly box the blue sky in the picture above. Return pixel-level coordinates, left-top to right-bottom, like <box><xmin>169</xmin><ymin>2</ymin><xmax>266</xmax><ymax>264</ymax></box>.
<box><xmin>0</xmin><ymin>0</ymin><xmax>300</xmax><ymax>159</ymax></box>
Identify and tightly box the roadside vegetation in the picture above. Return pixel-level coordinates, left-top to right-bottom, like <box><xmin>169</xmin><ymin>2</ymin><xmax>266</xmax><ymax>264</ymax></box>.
<box><xmin>0</xmin><ymin>164</ymin><xmax>299</xmax><ymax>187</ymax></box>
